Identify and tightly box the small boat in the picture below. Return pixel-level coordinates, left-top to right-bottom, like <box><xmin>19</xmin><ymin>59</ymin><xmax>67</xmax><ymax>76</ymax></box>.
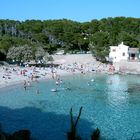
<box><xmin>51</xmin><ymin>88</ymin><xmax>57</xmax><ymax>92</ymax></box>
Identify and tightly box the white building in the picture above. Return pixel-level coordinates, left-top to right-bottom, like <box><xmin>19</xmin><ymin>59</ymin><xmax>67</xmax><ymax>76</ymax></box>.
<box><xmin>109</xmin><ymin>42</ymin><xmax>129</xmax><ymax>62</ymax></box>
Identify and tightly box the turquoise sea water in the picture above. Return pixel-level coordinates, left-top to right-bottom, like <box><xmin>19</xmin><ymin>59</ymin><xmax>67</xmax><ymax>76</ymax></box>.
<box><xmin>1</xmin><ymin>73</ymin><xmax>140</xmax><ymax>140</ymax></box>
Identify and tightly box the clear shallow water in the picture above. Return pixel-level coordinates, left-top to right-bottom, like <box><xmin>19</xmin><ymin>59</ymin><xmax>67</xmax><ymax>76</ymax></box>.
<box><xmin>1</xmin><ymin>73</ymin><xmax>140</xmax><ymax>139</ymax></box>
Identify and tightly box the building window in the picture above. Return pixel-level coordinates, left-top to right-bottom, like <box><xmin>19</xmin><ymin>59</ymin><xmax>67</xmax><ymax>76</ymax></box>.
<box><xmin>122</xmin><ymin>52</ymin><xmax>125</xmax><ymax>56</ymax></box>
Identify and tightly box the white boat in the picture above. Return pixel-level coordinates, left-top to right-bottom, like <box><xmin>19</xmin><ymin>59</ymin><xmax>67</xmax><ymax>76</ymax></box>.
<box><xmin>51</xmin><ymin>88</ymin><xmax>57</xmax><ymax>92</ymax></box>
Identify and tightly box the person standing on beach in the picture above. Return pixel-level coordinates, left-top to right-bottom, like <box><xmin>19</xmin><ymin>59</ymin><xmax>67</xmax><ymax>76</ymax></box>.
<box><xmin>31</xmin><ymin>74</ymin><xmax>34</xmax><ymax>81</ymax></box>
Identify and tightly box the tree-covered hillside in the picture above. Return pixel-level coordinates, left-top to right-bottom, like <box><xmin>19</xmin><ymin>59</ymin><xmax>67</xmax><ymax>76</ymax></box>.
<box><xmin>0</xmin><ymin>17</ymin><xmax>140</xmax><ymax>62</ymax></box>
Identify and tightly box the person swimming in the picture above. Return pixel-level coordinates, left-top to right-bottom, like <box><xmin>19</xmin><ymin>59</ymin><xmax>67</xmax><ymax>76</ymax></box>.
<box><xmin>87</xmin><ymin>79</ymin><xmax>95</xmax><ymax>86</ymax></box>
<box><xmin>56</xmin><ymin>81</ymin><xmax>59</xmax><ymax>85</ymax></box>
<box><xmin>87</xmin><ymin>82</ymin><xmax>90</xmax><ymax>86</ymax></box>
<box><xmin>36</xmin><ymin>89</ymin><xmax>40</xmax><ymax>94</ymax></box>
<box><xmin>23</xmin><ymin>80</ymin><xmax>27</xmax><ymax>91</ymax></box>
<box><xmin>27</xmin><ymin>81</ymin><xmax>31</xmax><ymax>86</ymax></box>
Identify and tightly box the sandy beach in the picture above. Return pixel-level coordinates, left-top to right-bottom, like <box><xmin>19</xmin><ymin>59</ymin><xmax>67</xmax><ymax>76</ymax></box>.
<box><xmin>1</xmin><ymin>54</ymin><xmax>140</xmax><ymax>89</ymax></box>
<box><xmin>0</xmin><ymin>54</ymin><xmax>110</xmax><ymax>88</ymax></box>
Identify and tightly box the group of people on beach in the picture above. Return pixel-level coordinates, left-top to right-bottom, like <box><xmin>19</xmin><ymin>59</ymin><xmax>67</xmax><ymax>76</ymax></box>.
<box><xmin>0</xmin><ymin>61</ymin><xmax>116</xmax><ymax>90</ymax></box>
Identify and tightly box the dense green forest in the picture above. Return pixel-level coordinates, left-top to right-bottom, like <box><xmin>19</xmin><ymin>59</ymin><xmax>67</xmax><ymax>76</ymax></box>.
<box><xmin>0</xmin><ymin>17</ymin><xmax>140</xmax><ymax>62</ymax></box>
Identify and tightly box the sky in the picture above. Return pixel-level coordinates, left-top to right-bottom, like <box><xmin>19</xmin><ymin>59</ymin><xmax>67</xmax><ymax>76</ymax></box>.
<box><xmin>0</xmin><ymin>0</ymin><xmax>140</xmax><ymax>22</ymax></box>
